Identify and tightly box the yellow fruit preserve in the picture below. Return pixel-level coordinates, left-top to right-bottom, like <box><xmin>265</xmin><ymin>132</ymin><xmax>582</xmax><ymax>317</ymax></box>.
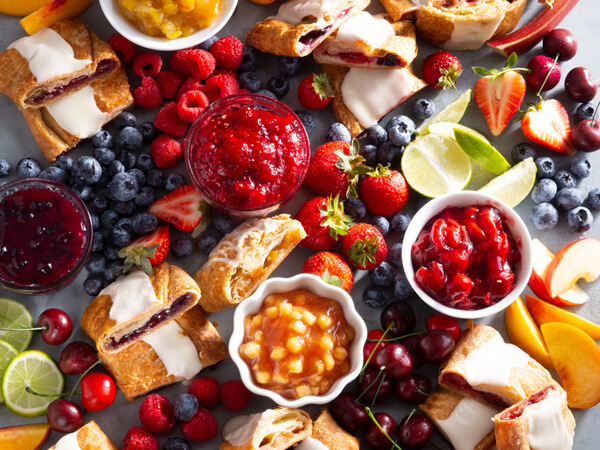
<box><xmin>117</xmin><ymin>0</ymin><xmax>222</xmax><ymax>39</ymax></box>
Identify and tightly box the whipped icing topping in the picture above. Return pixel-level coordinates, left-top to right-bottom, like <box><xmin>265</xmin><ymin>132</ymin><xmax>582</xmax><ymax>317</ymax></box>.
<box><xmin>272</xmin><ymin>0</ymin><xmax>339</xmax><ymax>25</ymax></box>
<box><xmin>223</xmin><ymin>410</ymin><xmax>277</xmax><ymax>445</ymax></box>
<box><xmin>9</xmin><ymin>28</ymin><xmax>91</xmax><ymax>83</ymax></box>
<box><xmin>296</xmin><ymin>437</ymin><xmax>329</xmax><ymax>450</ymax></box>
<box><xmin>53</xmin><ymin>431</ymin><xmax>81</xmax><ymax>450</ymax></box>
<box><xmin>445</xmin><ymin>13</ymin><xmax>505</xmax><ymax>50</ymax></box>
<box><xmin>334</xmin><ymin>12</ymin><xmax>394</xmax><ymax>49</ymax></box>
<box><xmin>436</xmin><ymin>397</ymin><xmax>497</xmax><ymax>450</ymax></box>
<box><xmin>524</xmin><ymin>393</ymin><xmax>573</xmax><ymax>450</ymax></box>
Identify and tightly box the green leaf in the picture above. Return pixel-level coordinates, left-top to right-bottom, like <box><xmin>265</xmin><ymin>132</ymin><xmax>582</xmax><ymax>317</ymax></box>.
<box><xmin>472</xmin><ymin>66</ymin><xmax>491</xmax><ymax>77</ymax></box>
<box><xmin>504</xmin><ymin>52</ymin><xmax>517</xmax><ymax>70</ymax></box>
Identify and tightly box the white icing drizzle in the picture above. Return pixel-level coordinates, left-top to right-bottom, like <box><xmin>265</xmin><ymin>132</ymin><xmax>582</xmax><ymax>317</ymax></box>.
<box><xmin>53</xmin><ymin>431</ymin><xmax>81</xmax><ymax>450</ymax></box>
<box><xmin>463</xmin><ymin>332</ymin><xmax>529</xmax><ymax>388</ymax></box>
<box><xmin>272</xmin><ymin>0</ymin><xmax>339</xmax><ymax>25</ymax></box>
<box><xmin>445</xmin><ymin>13</ymin><xmax>505</xmax><ymax>50</ymax></box>
<box><xmin>9</xmin><ymin>28</ymin><xmax>91</xmax><ymax>83</ymax></box>
<box><xmin>436</xmin><ymin>397</ymin><xmax>497</xmax><ymax>450</ymax></box>
<box><xmin>524</xmin><ymin>393</ymin><xmax>573</xmax><ymax>450</ymax></box>
<box><xmin>45</xmin><ymin>85</ymin><xmax>108</xmax><ymax>139</ymax></box>
<box><xmin>296</xmin><ymin>437</ymin><xmax>329</xmax><ymax>450</ymax></box>
<box><xmin>224</xmin><ymin>410</ymin><xmax>277</xmax><ymax>445</ymax></box>
<box><xmin>334</xmin><ymin>12</ymin><xmax>394</xmax><ymax>49</ymax></box>
<box><xmin>142</xmin><ymin>321</ymin><xmax>202</xmax><ymax>380</ymax></box>
<box><xmin>341</xmin><ymin>68</ymin><xmax>416</xmax><ymax>128</ymax></box>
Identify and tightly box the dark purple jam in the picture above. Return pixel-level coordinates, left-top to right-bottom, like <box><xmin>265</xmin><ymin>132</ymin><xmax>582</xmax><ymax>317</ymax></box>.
<box><xmin>299</xmin><ymin>26</ymin><xmax>331</xmax><ymax>46</ymax></box>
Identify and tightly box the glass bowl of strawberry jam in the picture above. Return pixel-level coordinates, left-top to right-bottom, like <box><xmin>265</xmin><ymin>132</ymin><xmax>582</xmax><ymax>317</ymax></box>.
<box><xmin>402</xmin><ymin>191</ymin><xmax>533</xmax><ymax>319</ymax></box>
<box><xmin>0</xmin><ymin>178</ymin><xmax>92</xmax><ymax>294</ymax></box>
<box><xmin>185</xmin><ymin>94</ymin><xmax>310</xmax><ymax>217</ymax></box>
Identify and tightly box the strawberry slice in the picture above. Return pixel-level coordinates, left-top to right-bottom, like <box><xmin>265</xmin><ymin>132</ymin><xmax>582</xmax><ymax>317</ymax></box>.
<box><xmin>521</xmin><ymin>99</ymin><xmax>575</xmax><ymax>155</ymax></box>
<box><xmin>149</xmin><ymin>185</ymin><xmax>209</xmax><ymax>233</ymax></box>
<box><xmin>119</xmin><ymin>224</ymin><xmax>170</xmax><ymax>275</ymax></box>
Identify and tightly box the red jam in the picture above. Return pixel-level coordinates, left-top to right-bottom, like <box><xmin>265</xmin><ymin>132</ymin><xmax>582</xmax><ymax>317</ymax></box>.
<box><xmin>411</xmin><ymin>205</ymin><xmax>521</xmax><ymax>310</ymax></box>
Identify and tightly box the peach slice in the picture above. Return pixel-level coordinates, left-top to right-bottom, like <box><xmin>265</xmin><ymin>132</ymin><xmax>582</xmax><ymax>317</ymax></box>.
<box><xmin>19</xmin><ymin>0</ymin><xmax>93</xmax><ymax>35</ymax></box>
<box><xmin>0</xmin><ymin>423</ymin><xmax>50</xmax><ymax>450</ymax></box>
<box><xmin>504</xmin><ymin>296</ymin><xmax>553</xmax><ymax>369</ymax></box>
<box><xmin>526</xmin><ymin>294</ymin><xmax>600</xmax><ymax>341</ymax></box>
<box><xmin>541</xmin><ymin>321</ymin><xmax>600</xmax><ymax>409</ymax></box>
<box><xmin>0</xmin><ymin>0</ymin><xmax>50</xmax><ymax>16</ymax></box>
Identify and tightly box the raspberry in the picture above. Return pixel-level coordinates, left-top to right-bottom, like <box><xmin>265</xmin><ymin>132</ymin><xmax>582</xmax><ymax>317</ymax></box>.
<box><xmin>154</xmin><ymin>102</ymin><xmax>188</xmax><ymax>137</ymax></box>
<box><xmin>204</xmin><ymin>73</ymin><xmax>239</xmax><ymax>103</ymax></box>
<box><xmin>133</xmin><ymin>52</ymin><xmax>163</xmax><ymax>78</ymax></box>
<box><xmin>210</xmin><ymin>36</ymin><xmax>244</xmax><ymax>71</ymax></box>
<box><xmin>188</xmin><ymin>377</ymin><xmax>220</xmax><ymax>408</ymax></box>
<box><xmin>220</xmin><ymin>380</ymin><xmax>251</xmax><ymax>411</ymax></box>
<box><xmin>186</xmin><ymin>49</ymin><xmax>216</xmax><ymax>80</ymax></box>
<box><xmin>298</xmin><ymin>73</ymin><xmax>335</xmax><ymax>110</ymax></box>
<box><xmin>151</xmin><ymin>135</ymin><xmax>183</xmax><ymax>168</ymax></box>
<box><xmin>176</xmin><ymin>76</ymin><xmax>205</xmax><ymax>100</ymax></box>
<box><xmin>107</xmin><ymin>33</ymin><xmax>136</xmax><ymax>63</ymax></box>
<box><xmin>181</xmin><ymin>407</ymin><xmax>218</xmax><ymax>442</ymax></box>
<box><xmin>170</xmin><ymin>49</ymin><xmax>192</xmax><ymax>76</ymax></box>
<box><xmin>134</xmin><ymin>77</ymin><xmax>163</xmax><ymax>109</ymax></box>
<box><xmin>156</xmin><ymin>70</ymin><xmax>185</xmax><ymax>100</ymax></box>
<box><xmin>177</xmin><ymin>90</ymin><xmax>209</xmax><ymax>123</ymax></box>
<box><xmin>123</xmin><ymin>426</ymin><xmax>158</xmax><ymax>450</ymax></box>
<box><xmin>139</xmin><ymin>394</ymin><xmax>176</xmax><ymax>433</ymax></box>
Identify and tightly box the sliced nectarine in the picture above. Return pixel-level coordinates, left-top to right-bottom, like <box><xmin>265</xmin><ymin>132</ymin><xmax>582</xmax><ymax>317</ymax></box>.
<box><xmin>0</xmin><ymin>0</ymin><xmax>50</xmax><ymax>16</ymax></box>
<box><xmin>0</xmin><ymin>423</ymin><xmax>50</xmax><ymax>450</ymax></box>
<box><xmin>19</xmin><ymin>0</ymin><xmax>93</xmax><ymax>35</ymax></box>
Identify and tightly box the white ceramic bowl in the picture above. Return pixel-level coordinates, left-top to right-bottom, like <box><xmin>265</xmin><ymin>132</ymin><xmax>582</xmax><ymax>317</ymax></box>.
<box><xmin>99</xmin><ymin>0</ymin><xmax>238</xmax><ymax>51</ymax></box>
<box><xmin>229</xmin><ymin>274</ymin><xmax>367</xmax><ymax>408</ymax></box>
<box><xmin>402</xmin><ymin>191</ymin><xmax>533</xmax><ymax>320</ymax></box>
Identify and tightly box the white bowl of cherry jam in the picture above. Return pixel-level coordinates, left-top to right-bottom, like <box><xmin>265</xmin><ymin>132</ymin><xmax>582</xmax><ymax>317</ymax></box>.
<box><xmin>402</xmin><ymin>191</ymin><xmax>533</xmax><ymax>319</ymax></box>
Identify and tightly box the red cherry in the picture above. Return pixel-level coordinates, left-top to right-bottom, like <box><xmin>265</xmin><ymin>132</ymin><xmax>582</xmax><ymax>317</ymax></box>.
<box><xmin>59</xmin><ymin>341</ymin><xmax>98</xmax><ymax>375</ymax></box>
<box><xmin>358</xmin><ymin>366</ymin><xmax>393</xmax><ymax>403</ymax></box>
<box><xmin>426</xmin><ymin>314</ymin><xmax>461</xmax><ymax>341</ymax></box>
<box><xmin>330</xmin><ymin>394</ymin><xmax>368</xmax><ymax>431</ymax></box>
<box><xmin>400</xmin><ymin>335</ymin><xmax>426</xmax><ymax>370</ymax></box>
<box><xmin>38</xmin><ymin>308</ymin><xmax>72</xmax><ymax>345</ymax></box>
<box><xmin>565</xmin><ymin>67</ymin><xmax>597</xmax><ymax>103</ymax></box>
<box><xmin>397</xmin><ymin>413</ymin><xmax>434</xmax><ymax>449</ymax></box>
<box><xmin>417</xmin><ymin>329</ymin><xmax>456</xmax><ymax>364</ymax></box>
<box><xmin>394</xmin><ymin>374</ymin><xmax>432</xmax><ymax>404</ymax></box>
<box><xmin>380</xmin><ymin>301</ymin><xmax>416</xmax><ymax>338</ymax></box>
<box><xmin>46</xmin><ymin>399</ymin><xmax>84</xmax><ymax>433</ymax></box>
<box><xmin>80</xmin><ymin>372</ymin><xmax>116</xmax><ymax>411</ymax></box>
<box><xmin>374</xmin><ymin>343</ymin><xmax>413</xmax><ymax>379</ymax></box>
<box><xmin>364</xmin><ymin>412</ymin><xmax>397</xmax><ymax>450</ymax></box>
<box><xmin>543</xmin><ymin>29</ymin><xmax>577</xmax><ymax>61</ymax></box>
<box><xmin>572</xmin><ymin>119</ymin><xmax>600</xmax><ymax>152</ymax></box>
<box><xmin>526</xmin><ymin>55</ymin><xmax>561</xmax><ymax>92</ymax></box>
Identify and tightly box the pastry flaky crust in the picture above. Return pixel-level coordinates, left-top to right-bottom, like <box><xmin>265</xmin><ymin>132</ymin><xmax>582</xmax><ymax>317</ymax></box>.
<box><xmin>220</xmin><ymin>408</ymin><xmax>312</xmax><ymax>450</ymax></box>
<box><xmin>194</xmin><ymin>214</ymin><xmax>306</xmax><ymax>314</ymax></box>
<box><xmin>47</xmin><ymin>420</ymin><xmax>118</xmax><ymax>450</ymax></box>
<box><xmin>81</xmin><ymin>262</ymin><xmax>200</xmax><ymax>354</ymax></box>
<box><xmin>21</xmin><ymin>64</ymin><xmax>133</xmax><ymax>162</ymax></box>
<box><xmin>310</xmin><ymin>409</ymin><xmax>360</xmax><ymax>450</ymax></box>
<box><xmin>99</xmin><ymin>305</ymin><xmax>228</xmax><ymax>401</ymax></box>
<box><xmin>245</xmin><ymin>0</ymin><xmax>371</xmax><ymax>57</ymax></box>
<box><xmin>0</xmin><ymin>18</ymin><xmax>119</xmax><ymax>109</ymax></box>
<box><xmin>314</xmin><ymin>18</ymin><xmax>418</xmax><ymax>69</ymax></box>
<box><xmin>379</xmin><ymin>0</ymin><xmax>421</xmax><ymax>21</ymax></box>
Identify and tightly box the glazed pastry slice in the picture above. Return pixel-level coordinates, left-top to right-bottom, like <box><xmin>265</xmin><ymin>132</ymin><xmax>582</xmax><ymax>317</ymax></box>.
<box><xmin>81</xmin><ymin>262</ymin><xmax>200</xmax><ymax>354</ymax></box>
<box><xmin>245</xmin><ymin>0</ymin><xmax>370</xmax><ymax>57</ymax></box>
<box><xmin>493</xmin><ymin>384</ymin><xmax>575</xmax><ymax>450</ymax></box>
<box><xmin>296</xmin><ymin>409</ymin><xmax>359</xmax><ymax>450</ymax></box>
<box><xmin>220</xmin><ymin>408</ymin><xmax>312</xmax><ymax>450</ymax></box>
<box><xmin>0</xmin><ymin>18</ymin><xmax>119</xmax><ymax>108</ymax></box>
<box><xmin>194</xmin><ymin>214</ymin><xmax>306</xmax><ymax>314</ymax></box>
<box><xmin>314</xmin><ymin>14</ymin><xmax>417</xmax><ymax>69</ymax></box>
<box><xmin>47</xmin><ymin>420</ymin><xmax>117</xmax><ymax>450</ymax></box>
<box><xmin>98</xmin><ymin>305</ymin><xmax>228</xmax><ymax>401</ymax></box>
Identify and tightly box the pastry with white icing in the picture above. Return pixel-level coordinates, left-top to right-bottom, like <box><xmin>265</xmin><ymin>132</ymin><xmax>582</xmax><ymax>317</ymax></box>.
<box><xmin>304</xmin><ymin>409</ymin><xmax>359</xmax><ymax>450</ymax></box>
<box><xmin>47</xmin><ymin>420</ymin><xmax>117</xmax><ymax>450</ymax></box>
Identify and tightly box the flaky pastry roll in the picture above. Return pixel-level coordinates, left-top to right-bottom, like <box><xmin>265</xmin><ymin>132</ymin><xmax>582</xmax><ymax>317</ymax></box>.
<box><xmin>47</xmin><ymin>420</ymin><xmax>117</xmax><ymax>450</ymax></box>
<box><xmin>302</xmin><ymin>409</ymin><xmax>359</xmax><ymax>450</ymax></box>
<box><xmin>380</xmin><ymin>0</ymin><xmax>423</xmax><ymax>21</ymax></box>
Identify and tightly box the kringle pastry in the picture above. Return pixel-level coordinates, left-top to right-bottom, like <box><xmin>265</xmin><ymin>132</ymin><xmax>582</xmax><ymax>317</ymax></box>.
<box><xmin>47</xmin><ymin>420</ymin><xmax>117</xmax><ymax>450</ymax></box>
<box><xmin>322</xmin><ymin>63</ymin><xmax>426</xmax><ymax>137</ymax></box>
<box><xmin>220</xmin><ymin>407</ymin><xmax>312</xmax><ymax>450</ymax></box>
<box><xmin>439</xmin><ymin>324</ymin><xmax>556</xmax><ymax>410</ymax></box>
<box><xmin>194</xmin><ymin>214</ymin><xmax>306</xmax><ymax>314</ymax></box>
<box><xmin>295</xmin><ymin>409</ymin><xmax>359</xmax><ymax>450</ymax></box>
<box><xmin>493</xmin><ymin>384</ymin><xmax>575</xmax><ymax>450</ymax></box>
<box><xmin>21</xmin><ymin>64</ymin><xmax>133</xmax><ymax>162</ymax></box>
<box><xmin>0</xmin><ymin>19</ymin><xmax>119</xmax><ymax>109</ymax></box>
<box><xmin>245</xmin><ymin>0</ymin><xmax>371</xmax><ymax>57</ymax></box>
<box><xmin>81</xmin><ymin>262</ymin><xmax>200</xmax><ymax>354</ymax></box>
<box><xmin>379</xmin><ymin>0</ymin><xmax>424</xmax><ymax>21</ymax></box>
<box><xmin>313</xmin><ymin>13</ymin><xmax>417</xmax><ymax>69</ymax></box>
<box><xmin>98</xmin><ymin>305</ymin><xmax>228</xmax><ymax>401</ymax></box>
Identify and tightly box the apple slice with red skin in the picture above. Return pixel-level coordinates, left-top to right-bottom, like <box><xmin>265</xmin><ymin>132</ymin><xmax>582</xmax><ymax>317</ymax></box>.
<box><xmin>0</xmin><ymin>423</ymin><xmax>50</xmax><ymax>450</ymax></box>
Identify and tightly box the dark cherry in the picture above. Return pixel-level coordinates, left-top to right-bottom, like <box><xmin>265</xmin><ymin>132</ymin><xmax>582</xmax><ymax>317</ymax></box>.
<box><xmin>330</xmin><ymin>394</ymin><xmax>368</xmax><ymax>431</ymax></box>
<box><xmin>395</xmin><ymin>374</ymin><xmax>432</xmax><ymax>404</ymax></box>
<box><xmin>363</xmin><ymin>329</ymin><xmax>389</xmax><ymax>366</ymax></box>
<box><xmin>426</xmin><ymin>314</ymin><xmax>461</xmax><ymax>341</ymax></box>
<box><xmin>400</xmin><ymin>335</ymin><xmax>426</xmax><ymax>369</ymax></box>
<box><xmin>418</xmin><ymin>329</ymin><xmax>456</xmax><ymax>364</ymax></box>
<box><xmin>565</xmin><ymin>67</ymin><xmax>597</xmax><ymax>103</ymax></box>
<box><xmin>59</xmin><ymin>341</ymin><xmax>98</xmax><ymax>375</ymax></box>
<box><xmin>38</xmin><ymin>308</ymin><xmax>72</xmax><ymax>345</ymax></box>
<box><xmin>527</xmin><ymin>55</ymin><xmax>561</xmax><ymax>92</ymax></box>
<box><xmin>46</xmin><ymin>399</ymin><xmax>84</xmax><ymax>433</ymax></box>
<box><xmin>380</xmin><ymin>301</ymin><xmax>416</xmax><ymax>338</ymax></box>
<box><xmin>397</xmin><ymin>413</ymin><xmax>434</xmax><ymax>449</ymax></box>
<box><xmin>358</xmin><ymin>366</ymin><xmax>393</xmax><ymax>403</ymax></box>
<box><xmin>572</xmin><ymin>119</ymin><xmax>600</xmax><ymax>152</ymax></box>
<box><xmin>374</xmin><ymin>342</ymin><xmax>413</xmax><ymax>379</ymax></box>
<box><xmin>543</xmin><ymin>28</ymin><xmax>577</xmax><ymax>61</ymax></box>
<box><xmin>364</xmin><ymin>412</ymin><xmax>397</xmax><ymax>450</ymax></box>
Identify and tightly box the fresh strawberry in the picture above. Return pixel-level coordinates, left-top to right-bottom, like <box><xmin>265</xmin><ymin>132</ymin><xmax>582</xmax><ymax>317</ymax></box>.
<box><xmin>298</xmin><ymin>73</ymin><xmax>335</xmax><ymax>110</ymax></box>
<box><xmin>341</xmin><ymin>223</ymin><xmax>387</xmax><ymax>271</ymax></box>
<box><xmin>119</xmin><ymin>225</ymin><xmax>170</xmax><ymax>275</ymax></box>
<box><xmin>302</xmin><ymin>251</ymin><xmax>354</xmax><ymax>292</ymax></box>
<box><xmin>521</xmin><ymin>99</ymin><xmax>575</xmax><ymax>154</ymax></box>
<box><xmin>422</xmin><ymin>51</ymin><xmax>462</xmax><ymax>90</ymax></box>
<box><xmin>294</xmin><ymin>195</ymin><xmax>354</xmax><ymax>251</ymax></box>
<box><xmin>148</xmin><ymin>185</ymin><xmax>209</xmax><ymax>235</ymax></box>
<box><xmin>359</xmin><ymin>165</ymin><xmax>409</xmax><ymax>218</ymax></box>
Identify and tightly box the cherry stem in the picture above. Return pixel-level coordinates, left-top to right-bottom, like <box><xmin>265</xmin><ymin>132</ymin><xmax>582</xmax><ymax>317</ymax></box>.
<box><xmin>366</xmin><ymin>331</ymin><xmax>423</xmax><ymax>343</ymax></box>
<box><xmin>365</xmin><ymin>407</ymin><xmax>403</xmax><ymax>450</ymax></box>
<box><xmin>370</xmin><ymin>372</ymin><xmax>387</xmax><ymax>409</ymax></box>
<box><xmin>0</xmin><ymin>313</ymin><xmax>40</xmax><ymax>331</ymax></box>
<box><xmin>0</xmin><ymin>327</ymin><xmax>45</xmax><ymax>332</ymax></box>
<box><xmin>25</xmin><ymin>387</ymin><xmax>81</xmax><ymax>397</ymax></box>
<box><xmin>360</xmin><ymin>321</ymin><xmax>395</xmax><ymax>381</ymax></box>
<box><xmin>68</xmin><ymin>359</ymin><xmax>102</xmax><ymax>401</ymax></box>
<box><xmin>536</xmin><ymin>53</ymin><xmax>560</xmax><ymax>100</ymax></box>
<box><xmin>590</xmin><ymin>99</ymin><xmax>600</xmax><ymax>127</ymax></box>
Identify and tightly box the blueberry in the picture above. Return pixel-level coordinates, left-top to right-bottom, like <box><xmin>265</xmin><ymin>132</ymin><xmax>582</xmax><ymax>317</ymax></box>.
<box><xmin>109</xmin><ymin>160</ymin><xmax>125</xmax><ymax>177</ymax></box>
<box><xmin>278</xmin><ymin>56</ymin><xmax>302</xmax><ymax>77</ymax></box>
<box><xmin>116</xmin><ymin>127</ymin><xmax>143</xmax><ymax>152</ymax></box>
<box><xmin>165</xmin><ymin>173</ymin><xmax>186</xmax><ymax>192</ymax></box>
<box><xmin>553</xmin><ymin>170</ymin><xmax>576</xmax><ymax>190</ymax></box>
<box><xmin>136</xmin><ymin>153</ymin><xmax>155</xmax><ymax>172</ymax></box>
<box><xmin>89</xmin><ymin>195</ymin><xmax>109</xmax><ymax>214</ymax></box>
<box><xmin>199</xmin><ymin>35</ymin><xmax>218</xmax><ymax>52</ymax></box>
<box><xmin>163</xmin><ymin>437</ymin><xmax>191</xmax><ymax>450</ymax></box>
<box><xmin>535</xmin><ymin>157</ymin><xmax>557</xmax><ymax>179</ymax></box>
<box><xmin>555</xmin><ymin>188</ymin><xmax>584</xmax><ymax>210</ymax></box>
<box><xmin>363</xmin><ymin>285</ymin><xmax>389</xmax><ymax>309</ymax></box>
<box><xmin>368</xmin><ymin>261</ymin><xmax>395</xmax><ymax>287</ymax></box>
<box><xmin>116</xmin><ymin>218</ymin><xmax>133</xmax><ymax>233</ymax></box>
<box><xmin>214</xmin><ymin>213</ymin><xmax>236</xmax><ymax>235</ymax></box>
<box><xmin>239</xmin><ymin>45</ymin><xmax>259</xmax><ymax>72</ymax></box>
<box><xmin>54</xmin><ymin>155</ymin><xmax>73</xmax><ymax>173</ymax></box>
<box><xmin>39</xmin><ymin>166</ymin><xmax>68</xmax><ymax>185</ymax></box>
<box><xmin>388</xmin><ymin>242</ymin><xmax>403</xmax><ymax>268</ymax></box>
<box><xmin>531</xmin><ymin>178</ymin><xmax>558</xmax><ymax>203</ymax></box>
<box><xmin>257</xmin><ymin>89</ymin><xmax>277</xmax><ymax>100</ymax></box>
<box><xmin>174</xmin><ymin>393</ymin><xmax>198</xmax><ymax>422</ymax></box>
<box><xmin>238</xmin><ymin>72</ymin><xmax>261</xmax><ymax>93</ymax></box>
<box><xmin>530</xmin><ymin>202</ymin><xmax>559</xmax><ymax>230</ymax></box>
<box><xmin>101</xmin><ymin>209</ymin><xmax>119</xmax><ymax>229</ymax></box>
<box><xmin>132</xmin><ymin>212</ymin><xmax>158</xmax><ymax>235</ymax></box>
<box><xmin>377</xmin><ymin>141</ymin><xmax>402</xmax><ymax>166</ymax></box>
<box><xmin>0</xmin><ymin>159</ymin><xmax>10</xmax><ymax>178</ymax></box>
<box><xmin>267</xmin><ymin>76</ymin><xmax>290</xmax><ymax>98</ymax></box>
<box><xmin>138</xmin><ymin>122</ymin><xmax>157</xmax><ymax>141</ymax></box>
<box><xmin>511</xmin><ymin>143</ymin><xmax>538</xmax><ymax>163</ymax></box>
<box><xmin>390</xmin><ymin>212</ymin><xmax>411</xmax><ymax>234</ymax></box>
<box><xmin>570</xmin><ymin>156</ymin><xmax>591</xmax><ymax>179</ymax></box>
<box><xmin>197</xmin><ymin>232</ymin><xmax>220</xmax><ymax>254</ymax></box>
<box><xmin>344</xmin><ymin>197</ymin><xmax>367</xmax><ymax>220</ymax></box>
<box><xmin>104</xmin><ymin>245</ymin><xmax>121</xmax><ymax>261</ymax></box>
<box><xmin>411</xmin><ymin>98</ymin><xmax>435</xmax><ymax>120</ymax></box>
<box><xmin>73</xmin><ymin>156</ymin><xmax>102</xmax><ymax>184</ymax></box>
<box><xmin>325</xmin><ymin>122</ymin><xmax>351</xmax><ymax>143</ymax></box>
<box><xmin>117</xmin><ymin>149</ymin><xmax>136</xmax><ymax>170</ymax></box>
<box><xmin>135</xmin><ymin>186</ymin><xmax>156</xmax><ymax>207</ymax></box>
<box><xmin>72</xmin><ymin>183</ymin><xmax>95</xmax><ymax>201</ymax></box>
<box><xmin>92</xmin><ymin>130</ymin><xmax>114</xmax><ymax>148</ymax></box>
<box><xmin>128</xmin><ymin>168</ymin><xmax>146</xmax><ymax>187</ymax></box>
<box><xmin>567</xmin><ymin>206</ymin><xmax>594</xmax><ymax>233</ymax></box>
<box><xmin>92</xmin><ymin>231</ymin><xmax>106</xmax><ymax>252</ymax></box>
<box><xmin>90</xmin><ymin>213</ymin><xmax>101</xmax><ymax>231</ymax></box>
<box><xmin>388</xmin><ymin>124</ymin><xmax>412</xmax><ymax>147</ymax></box>
<box><xmin>575</xmin><ymin>102</ymin><xmax>595</xmax><ymax>122</ymax></box>
<box><xmin>394</xmin><ymin>272</ymin><xmax>414</xmax><ymax>301</ymax></box>
<box><xmin>172</xmin><ymin>238</ymin><xmax>194</xmax><ymax>258</ymax></box>
<box><xmin>370</xmin><ymin>216</ymin><xmax>390</xmax><ymax>236</ymax></box>
<box><xmin>587</xmin><ymin>187</ymin><xmax>600</xmax><ymax>210</ymax></box>
<box><xmin>146</xmin><ymin>168</ymin><xmax>164</xmax><ymax>188</ymax></box>
<box><xmin>367</xmin><ymin>125</ymin><xmax>388</xmax><ymax>147</ymax></box>
<box><xmin>95</xmin><ymin>171</ymin><xmax>111</xmax><ymax>189</ymax></box>
<box><xmin>294</xmin><ymin>110</ymin><xmax>314</xmax><ymax>134</ymax></box>
<box><xmin>359</xmin><ymin>144</ymin><xmax>378</xmax><ymax>167</ymax></box>
<box><xmin>114</xmin><ymin>111</ymin><xmax>137</xmax><ymax>130</ymax></box>
<box><xmin>103</xmin><ymin>260</ymin><xmax>123</xmax><ymax>282</ymax></box>
<box><xmin>114</xmin><ymin>200</ymin><xmax>136</xmax><ymax>217</ymax></box>
<box><xmin>16</xmin><ymin>157</ymin><xmax>41</xmax><ymax>178</ymax></box>
<box><xmin>93</xmin><ymin>147</ymin><xmax>115</xmax><ymax>166</ymax></box>
<box><xmin>83</xmin><ymin>276</ymin><xmax>105</xmax><ymax>297</ymax></box>
<box><xmin>109</xmin><ymin>172</ymin><xmax>139</xmax><ymax>201</ymax></box>
<box><xmin>111</xmin><ymin>227</ymin><xmax>131</xmax><ymax>248</ymax></box>
<box><xmin>85</xmin><ymin>253</ymin><xmax>106</xmax><ymax>275</ymax></box>
<box><xmin>386</xmin><ymin>115</ymin><xmax>415</xmax><ymax>136</ymax></box>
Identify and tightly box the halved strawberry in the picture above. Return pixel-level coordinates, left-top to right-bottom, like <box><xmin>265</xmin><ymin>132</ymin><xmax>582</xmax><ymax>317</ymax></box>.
<box><xmin>119</xmin><ymin>224</ymin><xmax>170</xmax><ymax>275</ymax></box>
<box><xmin>149</xmin><ymin>185</ymin><xmax>209</xmax><ymax>234</ymax></box>
<box><xmin>521</xmin><ymin>99</ymin><xmax>575</xmax><ymax>154</ymax></box>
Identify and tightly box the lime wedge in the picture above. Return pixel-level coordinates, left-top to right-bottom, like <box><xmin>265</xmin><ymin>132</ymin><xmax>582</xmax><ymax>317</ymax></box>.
<box><xmin>401</xmin><ymin>133</ymin><xmax>472</xmax><ymax>198</ymax></box>
<box><xmin>0</xmin><ymin>298</ymin><xmax>33</xmax><ymax>353</ymax></box>
<box><xmin>428</xmin><ymin>122</ymin><xmax>488</xmax><ymax>142</ymax></box>
<box><xmin>416</xmin><ymin>89</ymin><xmax>471</xmax><ymax>135</ymax></box>
<box><xmin>453</xmin><ymin>128</ymin><xmax>511</xmax><ymax>175</ymax></box>
<box><xmin>478</xmin><ymin>157</ymin><xmax>537</xmax><ymax>207</ymax></box>
<box><xmin>0</xmin><ymin>340</ymin><xmax>18</xmax><ymax>403</ymax></box>
<box><xmin>1</xmin><ymin>350</ymin><xmax>64</xmax><ymax>417</ymax></box>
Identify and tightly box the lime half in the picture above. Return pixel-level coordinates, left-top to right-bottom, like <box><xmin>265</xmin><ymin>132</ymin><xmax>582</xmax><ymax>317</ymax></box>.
<box><xmin>401</xmin><ymin>133</ymin><xmax>472</xmax><ymax>198</ymax></box>
<box><xmin>1</xmin><ymin>350</ymin><xmax>64</xmax><ymax>417</ymax></box>
<box><xmin>428</xmin><ymin>122</ymin><xmax>488</xmax><ymax>142</ymax></box>
<box><xmin>416</xmin><ymin>89</ymin><xmax>471</xmax><ymax>135</ymax></box>
<box><xmin>453</xmin><ymin>128</ymin><xmax>511</xmax><ymax>175</ymax></box>
<box><xmin>0</xmin><ymin>340</ymin><xmax>18</xmax><ymax>403</ymax></box>
<box><xmin>478</xmin><ymin>157</ymin><xmax>537</xmax><ymax>207</ymax></box>
<box><xmin>0</xmin><ymin>298</ymin><xmax>33</xmax><ymax>353</ymax></box>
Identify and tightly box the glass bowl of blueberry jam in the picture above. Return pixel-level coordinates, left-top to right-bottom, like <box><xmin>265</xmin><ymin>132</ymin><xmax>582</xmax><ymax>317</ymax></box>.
<box><xmin>402</xmin><ymin>191</ymin><xmax>533</xmax><ymax>319</ymax></box>
<box><xmin>0</xmin><ymin>178</ymin><xmax>93</xmax><ymax>294</ymax></box>
<box><xmin>185</xmin><ymin>93</ymin><xmax>310</xmax><ymax>217</ymax></box>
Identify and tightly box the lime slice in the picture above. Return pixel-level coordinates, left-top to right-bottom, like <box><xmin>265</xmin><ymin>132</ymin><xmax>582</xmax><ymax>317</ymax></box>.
<box><xmin>478</xmin><ymin>157</ymin><xmax>537</xmax><ymax>207</ymax></box>
<box><xmin>401</xmin><ymin>133</ymin><xmax>472</xmax><ymax>198</ymax></box>
<box><xmin>0</xmin><ymin>340</ymin><xmax>18</xmax><ymax>404</ymax></box>
<box><xmin>416</xmin><ymin>89</ymin><xmax>471</xmax><ymax>135</ymax></box>
<box><xmin>453</xmin><ymin>128</ymin><xmax>511</xmax><ymax>175</ymax></box>
<box><xmin>1</xmin><ymin>350</ymin><xmax>64</xmax><ymax>417</ymax></box>
<box><xmin>428</xmin><ymin>122</ymin><xmax>488</xmax><ymax>142</ymax></box>
<box><xmin>0</xmin><ymin>298</ymin><xmax>33</xmax><ymax>353</ymax></box>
